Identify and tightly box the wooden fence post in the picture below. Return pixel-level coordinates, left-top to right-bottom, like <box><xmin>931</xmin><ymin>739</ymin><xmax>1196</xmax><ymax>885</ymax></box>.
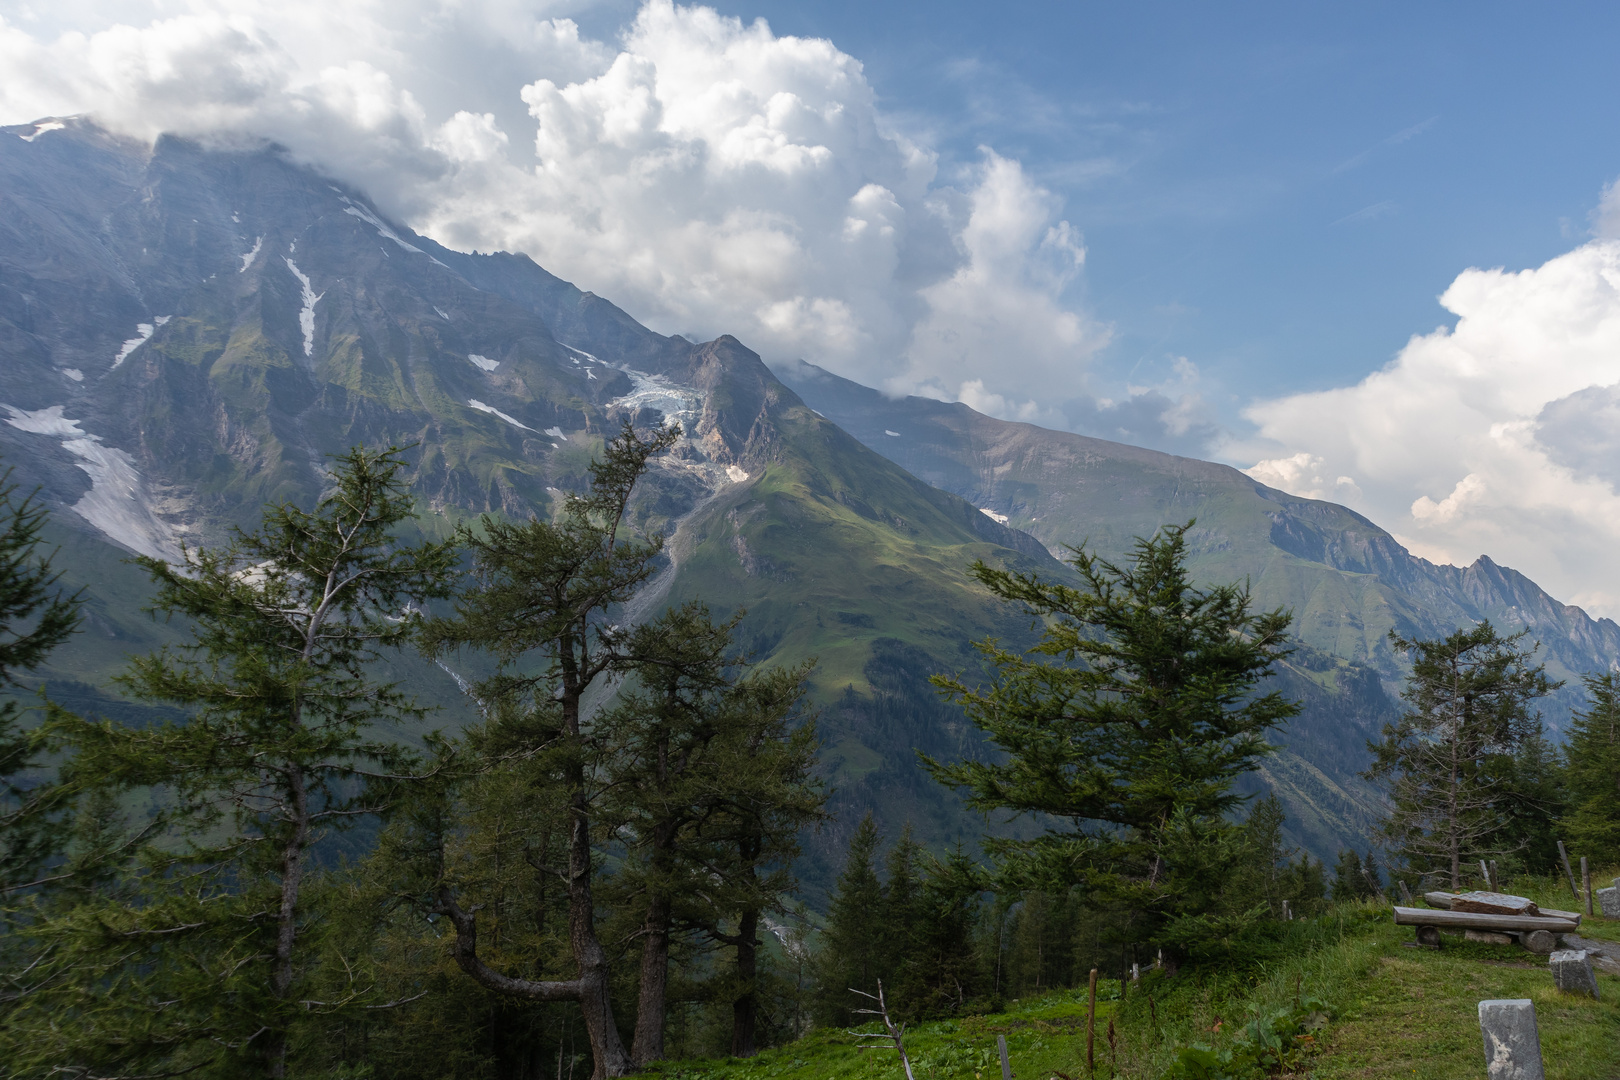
<box><xmin>997</xmin><ymin>1034</ymin><xmax>1011</xmax><ymax>1080</ymax></box>
<box><xmin>1085</xmin><ymin>968</ymin><xmax>1098</xmax><ymax>1076</ymax></box>
<box><xmin>1582</xmin><ymin>857</ymin><xmax>1593</xmax><ymax>917</ymax></box>
<box><xmin>1557</xmin><ymin>841</ymin><xmax>1581</xmax><ymax>902</ymax></box>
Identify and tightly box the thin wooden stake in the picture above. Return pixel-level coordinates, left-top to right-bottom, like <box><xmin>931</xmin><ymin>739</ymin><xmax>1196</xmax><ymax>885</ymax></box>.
<box><xmin>1085</xmin><ymin>968</ymin><xmax>1098</xmax><ymax>1076</ymax></box>
<box><xmin>997</xmin><ymin>1034</ymin><xmax>1012</xmax><ymax>1080</ymax></box>
<box><xmin>1583</xmin><ymin>856</ymin><xmax>1593</xmax><ymax>917</ymax></box>
<box><xmin>1479</xmin><ymin>859</ymin><xmax>1492</xmax><ymax>890</ymax></box>
<box><xmin>1558</xmin><ymin>841</ymin><xmax>1581</xmax><ymax>902</ymax></box>
<box><xmin>1398</xmin><ymin>879</ymin><xmax>1414</xmax><ymax>906</ymax></box>
<box><xmin>1490</xmin><ymin>860</ymin><xmax>1500</xmax><ymax>893</ymax></box>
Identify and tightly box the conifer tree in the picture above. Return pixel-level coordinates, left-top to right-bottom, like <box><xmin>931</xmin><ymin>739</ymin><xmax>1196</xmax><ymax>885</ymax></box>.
<box><xmin>0</xmin><ymin>469</ymin><xmax>82</xmax><ymax>898</ymax></box>
<box><xmin>1561</xmin><ymin>672</ymin><xmax>1620</xmax><ymax>862</ymax></box>
<box><xmin>14</xmin><ymin>446</ymin><xmax>459</xmax><ymax>1080</ymax></box>
<box><xmin>690</xmin><ymin>662</ymin><xmax>824</xmax><ymax>1058</ymax></box>
<box><xmin>816</xmin><ymin>814</ymin><xmax>885</xmax><ymax>1025</ymax></box>
<box><xmin>879</xmin><ymin>825</ymin><xmax>922</xmax><ymax>981</ymax></box>
<box><xmin>1289</xmin><ymin>854</ymin><xmax>1328</xmax><ymax>914</ymax></box>
<box><xmin>597</xmin><ymin>603</ymin><xmax>824</xmax><ymax>1065</ymax></box>
<box><xmin>421</xmin><ymin>421</ymin><xmax>678</xmax><ymax>1080</ymax></box>
<box><xmin>903</xmin><ymin>849</ymin><xmax>985</xmax><ymax>1016</ymax></box>
<box><xmin>1366</xmin><ymin>622</ymin><xmax>1556</xmax><ymax>889</ymax></box>
<box><xmin>926</xmin><ymin>522</ymin><xmax>1298</xmax><ymax>962</ymax></box>
<box><xmin>1331</xmin><ymin>849</ymin><xmax>1380</xmax><ymax>901</ymax></box>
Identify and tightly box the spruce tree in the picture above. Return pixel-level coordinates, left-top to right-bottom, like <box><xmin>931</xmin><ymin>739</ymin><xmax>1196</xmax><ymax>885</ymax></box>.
<box><xmin>926</xmin><ymin>522</ymin><xmax>1298</xmax><ymax>962</ymax></box>
<box><xmin>816</xmin><ymin>814</ymin><xmax>885</xmax><ymax>1025</ymax></box>
<box><xmin>1561</xmin><ymin>672</ymin><xmax>1620</xmax><ymax>862</ymax></box>
<box><xmin>1366</xmin><ymin>622</ymin><xmax>1557</xmax><ymax>889</ymax></box>
<box><xmin>14</xmin><ymin>446</ymin><xmax>459</xmax><ymax>1079</ymax></box>
<box><xmin>0</xmin><ymin>468</ymin><xmax>82</xmax><ymax>898</ymax></box>
<box><xmin>880</xmin><ymin>825</ymin><xmax>922</xmax><ymax>984</ymax></box>
<box><xmin>1331</xmin><ymin>850</ymin><xmax>1376</xmax><ymax>901</ymax></box>
<box><xmin>904</xmin><ymin>849</ymin><xmax>985</xmax><ymax>1016</ymax></box>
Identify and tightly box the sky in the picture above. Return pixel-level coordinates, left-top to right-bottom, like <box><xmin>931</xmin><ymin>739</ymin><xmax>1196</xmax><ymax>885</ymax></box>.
<box><xmin>6</xmin><ymin>1</ymin><xmax>1620</xmax><ymax>613</ymax></box>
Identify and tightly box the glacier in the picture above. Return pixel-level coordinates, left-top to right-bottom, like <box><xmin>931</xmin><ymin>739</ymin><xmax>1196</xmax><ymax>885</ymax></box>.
<box><xmin>1</xmin><ymin>405</ymin><xmax>180</xmax><ymax>562</ymax></box>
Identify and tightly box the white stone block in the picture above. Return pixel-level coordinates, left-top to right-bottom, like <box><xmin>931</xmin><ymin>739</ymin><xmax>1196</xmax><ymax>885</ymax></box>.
<box><xmin>1549</xmin><ymin>949</ymin><xmax>1600</xmax><ymax>998</ymax></box>
<box><xmin>1597</xmin><ymin>885</ymin><xmax>1620</xmax><ymax>919</ymax></box>
<box><xmin>1479</xmin><ymin>999</ymin><xmax>1544</xmax><ymax>1080</ymax></box>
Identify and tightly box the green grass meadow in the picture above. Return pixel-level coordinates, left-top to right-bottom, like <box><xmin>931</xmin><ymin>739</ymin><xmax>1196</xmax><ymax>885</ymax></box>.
<box><xmin>643</xmin><ymin>876</ymin><xmax>1620</xmax><ymax>1080</ymax></box>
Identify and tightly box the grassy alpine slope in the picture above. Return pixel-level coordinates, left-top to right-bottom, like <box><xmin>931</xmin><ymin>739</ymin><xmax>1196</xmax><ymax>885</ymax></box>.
<box><xmin>643</xmin><ymin>876</ymin><xmax>1620</xmax><ymax>1080</ymax></box>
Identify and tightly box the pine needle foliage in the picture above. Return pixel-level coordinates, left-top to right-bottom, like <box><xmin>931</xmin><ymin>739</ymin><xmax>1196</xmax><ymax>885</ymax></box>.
<box><xmin>924</xmin><ymin>521</ymin><xmax>1298</xmax><ymax>961</ymax></box>
<box><xmin>12</xmin><ymin>445</ymin><xmax>460</xmax><ymax>1080</ymax></box>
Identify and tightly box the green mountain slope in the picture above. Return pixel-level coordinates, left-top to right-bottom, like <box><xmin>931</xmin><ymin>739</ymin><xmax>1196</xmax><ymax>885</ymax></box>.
<box><xmin>0</xmin><ymin>120</ymin><xmax>1072</xmax><ymax>884</ymax></box>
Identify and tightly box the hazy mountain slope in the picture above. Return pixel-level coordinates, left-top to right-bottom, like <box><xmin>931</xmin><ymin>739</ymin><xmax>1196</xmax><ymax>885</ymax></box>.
<box><xmin>775</xmin><ymin>360</ymin><xmax>1620</xmax><ymax>711</ymax></box>
<box><xmin>772</xmin><ymin>361</ymin><xmax>1620</xmax><ymax>861</ymax></box>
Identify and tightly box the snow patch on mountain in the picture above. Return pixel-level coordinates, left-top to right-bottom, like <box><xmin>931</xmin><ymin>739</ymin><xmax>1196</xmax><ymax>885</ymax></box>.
<box><xmin>18</xmin><ymin>120</ymin><xmax>64</xmax><ymax>142</ymax></box>
<box><xmin>61</xmin><ymin>369</ymin><xmax>83</xmax><ymax>382</ymax></box>
<box><xmin>467</xmin><ymin>399</ymin><xmax>533</xmax><ymax>431</ymax></box>
<box><xmin>544</xmin><ymin>427</ymin><xmax>567</xmax><ymax>440</ymax></box>
<box><xmin>1</xmin><ymin>405</ymin><xmax>179</xmax><ymax>562</ymax></box>
<box><xmin>284</xmin><ymin>258</ymin><xmax>322</xmax><ymax>357</ymax></box>
<box><xmin>435</xmin><ymin>307</ymin><xmax>450</xmax><ymax>320</ymax></box>
<box><xmin>238</xmin><ymin>236</ymin><xmax>262</xmax><ymax>272</ymax></box>
<box><xmin>467</xmin><ymin>354</ymin><xmax>498</xmax><ymax>372</ymax></box>
<box><xmin>979</xmin><ymin>507</ymin><xmax>1009</xmax><ymax>524</ymax></box>
<box><xmin>341</xmin><ymin>198</ymin><xmax>450</xmax><ymax>268</ymax></box>
<box><xmin>111</xmin><ymin>316</ymin><xmax>168</xmax><ymax>368</ymax></box>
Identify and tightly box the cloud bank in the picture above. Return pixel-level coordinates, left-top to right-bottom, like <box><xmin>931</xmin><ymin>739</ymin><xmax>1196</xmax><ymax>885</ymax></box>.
<box><xmin>1243</xmin><ymin>238</ymin><xmax>1620</xmax><ymax>617</ymax></box>
<box><xmin>0</xmin><ymin>0</ymin><xmax>1107</xmax><ymax>421</ymax></box>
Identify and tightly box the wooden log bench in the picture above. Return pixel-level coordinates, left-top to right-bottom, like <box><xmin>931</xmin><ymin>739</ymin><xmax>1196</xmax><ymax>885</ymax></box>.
<box><xmin>1393</xmin><ymin>892</ymin><xmax>1581</xmax><ymax>953</ymax></box>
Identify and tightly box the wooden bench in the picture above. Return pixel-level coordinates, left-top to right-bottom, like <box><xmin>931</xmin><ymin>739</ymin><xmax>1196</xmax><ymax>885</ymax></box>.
<box><xmin>1392</xmin><ymin>891</ymin><xmax>1581</xmax><ymax>953</ymax></box>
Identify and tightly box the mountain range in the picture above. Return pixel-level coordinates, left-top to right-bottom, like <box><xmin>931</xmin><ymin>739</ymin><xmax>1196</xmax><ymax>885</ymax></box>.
<box><xmin>3</xmin><ymin>116</ymin><xmax>1616</xmax><ymax>884</ymax></box>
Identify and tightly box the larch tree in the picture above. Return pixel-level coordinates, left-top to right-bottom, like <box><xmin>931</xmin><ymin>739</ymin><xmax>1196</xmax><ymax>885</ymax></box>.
<box><xmin>17</xmin><ymin>446</ymin><xmax>460</xmax><ymax>1080</ymax></box>
<box><xmin>1366</xmin><ymin>621</ymin><xmax>1557</xmax><ymax>890</ymax></box>
<box><xmin>421</xmin><ymin>420</ymin><xmax>678</xmax><ymax>1080</ymax></box>
<box><xmin>599</xmin><ymin>617</ymin><xmax>823</xmax><ymax>1063</ymax></box>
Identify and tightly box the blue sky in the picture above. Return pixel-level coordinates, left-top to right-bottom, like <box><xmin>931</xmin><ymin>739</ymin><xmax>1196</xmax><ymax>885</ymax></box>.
<box><xmin>689</xmin><ymin>0</ymin><xmax>1620</xmax><ymax>422</ymax></box>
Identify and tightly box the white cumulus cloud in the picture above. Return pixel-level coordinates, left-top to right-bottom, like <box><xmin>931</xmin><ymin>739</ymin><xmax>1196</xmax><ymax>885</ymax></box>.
<box><xmin>0</xmin><ymin>0</ymin><xmax>1104</xmax><ymax>421</ymax></box>
<box><xmin>1242</xmin><ymin>237</ymin><xmax>1620</xmax><ymax>615</ymax></box>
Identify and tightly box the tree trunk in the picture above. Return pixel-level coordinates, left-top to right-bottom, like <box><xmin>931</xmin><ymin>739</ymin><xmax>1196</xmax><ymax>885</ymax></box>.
<box><xmin>264</xmin><ymin>764</ymin><xmax>311</xmax><ymax>1080</ymax></box>
<box><xmin>731</xmin><ymin>907</ymin><xmax>760</xmax><ymax>1059</ymax></box>
<box><xmin>565</xmin><ymin>725</ymin><xmax>631</xmax><ymax>1079</ymax></box>
<box><xmin>631</xmin><ymin>889</ymin><xmax>672</xmax><ymax>1066</ymax></box>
